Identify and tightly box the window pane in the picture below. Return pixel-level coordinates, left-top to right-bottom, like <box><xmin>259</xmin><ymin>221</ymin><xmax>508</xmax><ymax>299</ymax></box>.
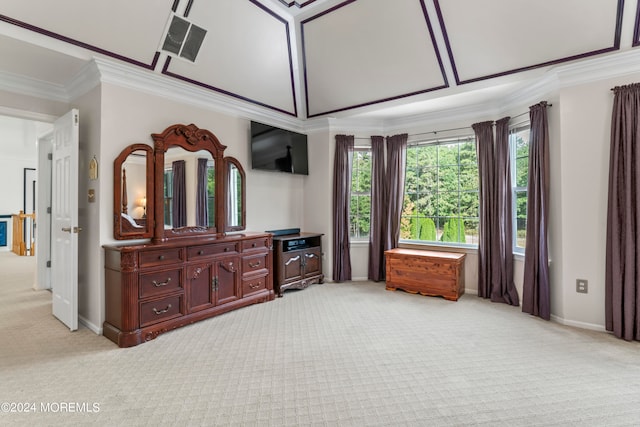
<box><xmin>464</xmin><ymin>219</ymin><xmax>479</xmax><ymax>245</ymax></box>
<box><xmin>511</xmin><ymin>125</ymin><xmax>530</xmax><ymax>252</ymax></box>
<box><xmin>438</xmin><ymin>166</ymin><xmax>459</xmax><ymax>192</ymax></box>
<box><xmin>350</xmin><ymin>150</ymin><xmax>372</xmax><ymax>240</ymax></box>
<box><xmin>402</xmin><ymin>138</ymin><xmax>478</xmax><ymax>245</ymax></box>
<box><xmin>459</xmin><ymin>140</ymin><xmax>477</xmax><ymax>165</ymax></box>
<box><xmin>516</xmin><ymin>157</ymin><xmax>528</xmax><ymax>187</ymax></box>
<box><xmin>516</xmin><ymin>190</ymin><xmax>527</xmax><ymax>248</ymax></box>
<box><xmin>459</xmin><ymin>165</ymin><xmax>478</xmax><ymax>191</ymax></box>
<box><xmin>418</xmin><ymin>145</ymin><xmax>437</xmax><ymax>167</ymax></box>
<box><xmin>438</xmin><ymin>144</ymin><xmax>459</xmax><ymax>166</ymax></box>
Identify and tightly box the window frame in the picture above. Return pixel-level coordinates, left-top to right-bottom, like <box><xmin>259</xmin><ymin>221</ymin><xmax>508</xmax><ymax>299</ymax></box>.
<box><xmin>349</xmin><ymin>146</ymin><xmax>372</xmax><ymax>242</ymax></box>
<box><xmin>400</xmin><ymin>135</ymin><xmax>479</xmax><ymax>249</ymax></box>
<box><xmin>509</xmin><ymin>123</ymin><xmax>530</xmax><ymax>255</ymax></box>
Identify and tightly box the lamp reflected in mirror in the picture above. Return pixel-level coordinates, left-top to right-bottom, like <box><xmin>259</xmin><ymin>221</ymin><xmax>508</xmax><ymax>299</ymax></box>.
<box><xmin>139</xmin><ymin>197</ymin><xmax>147</xmax><ymax>218</ymax></box>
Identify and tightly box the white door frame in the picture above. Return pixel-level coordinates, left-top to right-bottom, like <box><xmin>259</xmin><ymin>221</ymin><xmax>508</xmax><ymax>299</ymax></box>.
<box><xmin>35</xmin><ymin>131</ymin><xmax>53</xmax><ymax>291</ymax></box>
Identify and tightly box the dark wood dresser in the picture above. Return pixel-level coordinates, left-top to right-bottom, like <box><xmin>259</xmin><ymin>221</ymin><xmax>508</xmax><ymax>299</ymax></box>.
<box><xmin>272</xmin><ymin>233</ymin><xmax>324</xmax><ymax>297</ymax></box>
<box><xmin>103</xmin><ymin>232</ymin><xmax>274</xmax><ymax>347</ymax></box>
<box><xmin>385</xmin><ymin>248</ymin><xmax>466</xmax><ymax>301</ymax></box>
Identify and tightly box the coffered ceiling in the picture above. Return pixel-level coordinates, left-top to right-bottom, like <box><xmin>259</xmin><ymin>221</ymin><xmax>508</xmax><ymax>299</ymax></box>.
<box><xmin>0</xmin><ymin>0</ymin><xmax>636</xmax><ymax>124</ymax></box>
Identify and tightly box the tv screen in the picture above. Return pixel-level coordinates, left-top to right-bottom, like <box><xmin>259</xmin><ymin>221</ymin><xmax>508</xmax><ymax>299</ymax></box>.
<box><xmin>250</xmin><ymin>121</ymin><xmax>309</xmax><ymax>175</ymax></box>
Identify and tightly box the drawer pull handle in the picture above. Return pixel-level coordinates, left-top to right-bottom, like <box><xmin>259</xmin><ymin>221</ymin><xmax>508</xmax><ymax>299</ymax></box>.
<box><xmin>198</xmin><ymin>250</ymin><xmax>204</xmax><ymax>255</ymax></box>
<box><xmin>249</xmin><ymin>282</ymin><xmax>261</xmax><ymax>289</ymax></box>
<box><xmin>158</xmin><ymin>255</ymin><xmax>165</xmax><ymax>260</ymax></box>
<box><xmin>152</xmin><ymin>278</ymin><xmax>172</xmax><ymax>287</ymax></box>
<box><xmin>224</xmin><ymin>247</ymin><xmax>229</xmax><ymax>252</ymax></box>
<box><xmin>249</xmin><ymin>261</ymin><xmax>261</xmax><ymax>268</ymax></box>
<box><xmin>152</xmin><ymin>304</ymin><xmax>172</xmax><ymax>315</ymax></box>
<box><xmin>252</xmin><ymin>243</ymin><xmax>257</xmax><ymax>247</ymax></box>
<box><xmin>285</xmin><ymin>256</ymin><xmax>300</xmax><ymax>266</ymax></box>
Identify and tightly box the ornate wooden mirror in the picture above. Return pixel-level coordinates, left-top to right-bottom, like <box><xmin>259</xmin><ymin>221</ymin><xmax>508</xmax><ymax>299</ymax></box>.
<box><xmin>151</xmin><ymin>123</ymin><xmax>246</xmax><ymax>242</ymax></box>
<box><xmin>113</xmin><ymin>144</ymin><xmax>154</xmax><ymax>240</ymax></box>
<box><xmin>113</xmin><ymin>123</ymin><xmax>246</xmax><ymax>241</ymax></box>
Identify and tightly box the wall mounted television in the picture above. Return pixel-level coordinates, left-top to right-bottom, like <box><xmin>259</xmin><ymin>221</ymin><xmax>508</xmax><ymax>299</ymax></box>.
<box><xmin>250</xmin><ymin>121</ymin><xmax>309</xmax><ymax>175</ymax></box>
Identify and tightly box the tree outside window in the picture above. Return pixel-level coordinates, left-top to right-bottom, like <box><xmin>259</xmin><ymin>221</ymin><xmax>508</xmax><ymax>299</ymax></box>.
<box><xmin>510</xmin><ymin>125</ymin><xmax>530</xmax><ymax>252</ymax></box>
<box><xmin>350</xmin><ymin>149</ymin><xmax>372</xmax><ymax>240</ymax></box>
<box><xmin>401</xmin><ymin>138</ymin><xmax>479</xmax><ymax>245</ymax></box>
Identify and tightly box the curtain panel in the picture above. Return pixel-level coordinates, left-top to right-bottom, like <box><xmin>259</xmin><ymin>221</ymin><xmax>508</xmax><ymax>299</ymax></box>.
<box><xmin>474</xmin><ymin>119</ymin><xmax>519</xmax><ymax>305</ymax></box>
<box><xmin>332</xmin><ymin>135</ymin><xmax>354</xmax><ymax>282</ymax></box>
<box><xmin>196</xmin><ymin>158</ymin><xmax>209</xmax><ymax>227</ymax></box>
<box><xmin>368</xmin><ymin>136</ymin><xmax>386</xmax><ymax>281</ymax></box>
<box><xmin>172</xmin><ymin>160</ymin><xmax>187</xmax><ymax>228</ymax></box>
<box><xmin>522</xmin><ymin>101</ymin><xmax>551</xmax><ymax>320</ymax></box>
<box><xmin>384</xmin><ymin>134</ymin><xmax>408</xmax><ymax>251</ymax></box>
<box><xmin>605</xmin><ymin>84</ymin><xmax>640</xmax><ymax>340</ymax></box>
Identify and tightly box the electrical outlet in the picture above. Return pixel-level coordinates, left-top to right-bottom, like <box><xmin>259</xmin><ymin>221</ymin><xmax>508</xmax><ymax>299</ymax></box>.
<box><xmin>576</xmin><ymin>279</ymin><xmax>588</xmax><ymax>294</ymax></box>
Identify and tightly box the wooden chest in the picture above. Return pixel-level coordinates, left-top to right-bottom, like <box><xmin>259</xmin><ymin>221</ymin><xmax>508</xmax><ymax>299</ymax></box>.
<box><xmin>385</xmin><ymin>248</ymin><xmax>466</xmax><ymax>301</ymax></box>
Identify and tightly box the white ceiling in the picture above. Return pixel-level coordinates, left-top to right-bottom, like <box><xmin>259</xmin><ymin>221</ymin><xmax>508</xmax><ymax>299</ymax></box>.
<box><xmin>0</xmin><ymin>0</ymin><xmax>636</xmax><ymax>125</ymax></box>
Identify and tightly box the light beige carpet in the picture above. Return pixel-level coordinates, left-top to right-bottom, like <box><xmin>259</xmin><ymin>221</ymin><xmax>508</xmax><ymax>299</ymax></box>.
<box><xmin>1</xmin><ymin>251</ymin><xmax>639</xmax><ymax>426</ymax></box>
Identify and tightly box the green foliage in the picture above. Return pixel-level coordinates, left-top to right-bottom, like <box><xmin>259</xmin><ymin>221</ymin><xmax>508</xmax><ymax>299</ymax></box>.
<box><xmin>440</xmin><ymin>218</ymin><xmax>466</xmax><ymax>243</ymax></box>
<box><xmin>419</xmin><ymin>217</ymin><xmax>436</xmax><ymax>241</ymax></box>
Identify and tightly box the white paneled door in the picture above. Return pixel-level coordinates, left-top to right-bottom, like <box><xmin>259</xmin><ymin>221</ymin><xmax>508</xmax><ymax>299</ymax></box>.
<box><xmin>51</xmin><ymin>109</ymin><xmax>79</xmax><ymax>331</ymax></box>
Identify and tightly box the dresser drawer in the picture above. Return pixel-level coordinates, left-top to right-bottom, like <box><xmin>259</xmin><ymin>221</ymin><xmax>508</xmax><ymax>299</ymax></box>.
<box><xmin>188</xmin><ymin>242</ymin><xmax>237</xmax><ymax>260</ymax></box>
<box><xmin>242</xmin><ymin>253</ymin><xmax>268</xmax><ymax>275</ymax></box>
<box><xmin>139</xmin><ymin>268</ymin><xmax>183</xmax><ymax>298</ymax></box>
<box><xmin>242</xmin><ymin>236</ymin><xmax>270</xmax><ymax>252</ymax></box>
<box><xmin>242</xmin><ymin>275</ymin><xmax>267</xmax><ymax>297</ymax></box>
<box><xmin>139</xmin><ymin>248</ymin><xmax>183</xmax><ymax>268</ymax></box>
<box><xmin>139</xmin><ymin>294</ymin><xmax>183</xmax><ymax>327</ymax></box>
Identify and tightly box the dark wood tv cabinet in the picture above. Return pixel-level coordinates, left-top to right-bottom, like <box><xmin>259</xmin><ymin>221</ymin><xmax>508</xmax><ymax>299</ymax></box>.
<box><xmin>103</xmin><ymin>232</ymin><xmax>274</xmax><ymax>347</ymax></box>
<box><xmin>272</xmin><ymin>233</ymin><xmax>324</xmax><ymax>297</ymax></box>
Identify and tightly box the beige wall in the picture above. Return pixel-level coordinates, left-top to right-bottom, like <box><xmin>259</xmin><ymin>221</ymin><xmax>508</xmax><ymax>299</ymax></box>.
<box><xmin>1</xmin><ymin>62</ymin><xmax>635</xmax><ymax>335</ymax></box>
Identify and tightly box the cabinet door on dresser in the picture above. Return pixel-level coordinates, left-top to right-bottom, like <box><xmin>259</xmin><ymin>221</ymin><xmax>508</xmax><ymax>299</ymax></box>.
<box><xmin>214</xmin><ymin>256</ymin><xmax>241</xmax><ymax>305</ymax></box>
<box><xmin>186</xmin><ymin>256</ymin><xmax>240</xmax><ymax>311</ymax></box>
<box><xmin>186</xmin><ymin>264</ymin><xmax>215</xmax><ymax>313</ymax></box>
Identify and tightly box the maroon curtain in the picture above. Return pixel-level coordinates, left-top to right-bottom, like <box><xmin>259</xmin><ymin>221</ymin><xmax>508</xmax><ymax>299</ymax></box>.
<box><xmin>368</xmin><ymin>136</ymin><xmax>386</xmax><ymax>281</ymax></box>
<box><xmin>196</xmin><ymin>158</ymin><xmax>208</xmax><ymax>227</ymax></box>
<box><xmin>332</xmin><ymin>135</ymin><xmax>354</xmax><ymax>282</ymax></box>
<box><xmin>522</xmin><ymin>101</ymin><xmax>551</xmax><ymax>320</ymax></box>
<box><xmin>384</xmin><ymin>134</ymin><xmax>408</xmax><ymax>250</ymax></box>
<box><xmin>606</xmin><ymin>84</ymin><xmax>640</xmax><ymax>340</ymax></box>
<box><xmin>172</xmin><ymin>160</ymin><xmax>187</xmax><ymax>228</ymax></box>
<box><xmin>474</xmin><ymin>119</ymin><xmax>519</xmax><ymax>306</ymax></box>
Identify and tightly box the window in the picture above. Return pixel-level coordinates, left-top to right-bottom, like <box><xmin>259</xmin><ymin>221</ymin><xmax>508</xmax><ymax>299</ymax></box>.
<box><xmin>164</xmin><ymin>168</ymin><xmax>173</xmax><ymax>227</ymax></box>
<box><xmin>207</xmin><ymin>161</ymin><xmax>215</xmax><ymax>228</ymax></box>
<box><xmin>510</xmin><ymin>124</ymin><xmax>530</xmax><ymax>253</ymax></box>
<box><xmin>401</xmin><ymin>137</ymin><xmax>479</xmax><ymax>245</ymax></box>
<box><xmin>350</xmin><ymin>148</ymin><xmax>372</xmax><ymax>240</ymax></box>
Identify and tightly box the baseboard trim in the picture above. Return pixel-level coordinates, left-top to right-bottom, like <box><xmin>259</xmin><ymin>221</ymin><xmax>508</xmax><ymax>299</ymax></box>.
<box><xmin>550</xmin><ymin>314</ymin><xmax>606</xmax><ymax>332</ymax></box>
<box><xmin>79</xmin><ymin>315</ymin><xmax>102</xmax><ymax>335</ymax></box>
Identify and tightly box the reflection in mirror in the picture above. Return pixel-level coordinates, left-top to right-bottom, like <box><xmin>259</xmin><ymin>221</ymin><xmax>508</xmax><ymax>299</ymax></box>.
<box><xmin>163</xmin><ymin>147</ymin><xmax>215</xmax><ymax>230</ymax></box>
<box><xmin>114</xmin><ymin>144</ymin><xmax>154</xmax><ymax>240</ymax></box>
<box><xmin>225</xmin><ymin>157</ymin><xmax>245</xmax><ymax>231</ymax></box>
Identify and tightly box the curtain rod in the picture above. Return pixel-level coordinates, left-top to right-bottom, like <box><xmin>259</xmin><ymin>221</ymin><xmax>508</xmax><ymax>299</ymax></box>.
<box><xmin>353</xmin><ymin>103</ymin><xmax>552</xmax><ymax>140</ymax></box>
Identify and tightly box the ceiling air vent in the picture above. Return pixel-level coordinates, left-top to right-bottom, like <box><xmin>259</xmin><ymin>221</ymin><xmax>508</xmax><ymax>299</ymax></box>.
<box><xmin>162</xmin><ymin>15</ymin><xmax>206</xmax><ymax>62</ymax></box>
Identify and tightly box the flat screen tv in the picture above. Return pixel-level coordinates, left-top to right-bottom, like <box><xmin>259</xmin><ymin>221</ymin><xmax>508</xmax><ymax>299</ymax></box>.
<box><xmin>250</xmin><ymin>121</ymin><xmax>308</xmax><ymax>175</ymax></box>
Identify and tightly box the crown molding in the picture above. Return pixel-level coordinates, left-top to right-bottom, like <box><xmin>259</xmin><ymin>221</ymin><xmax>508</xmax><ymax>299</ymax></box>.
<box><xmin>4</xmin><ymin>48</ymin><xmax>640</xmax><ymax>136</ymax></box>
<box><xmin>0</xmin><ymin>69</ymin><xmax>69</xmax><ymax>102</ymax></box>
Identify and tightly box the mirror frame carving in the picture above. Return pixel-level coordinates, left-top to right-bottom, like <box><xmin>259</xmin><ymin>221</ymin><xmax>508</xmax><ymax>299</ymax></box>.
<box><xmin>113</xmin><ymin>144</ymin><xmax>155</xmax><ymax>240</ymax></box>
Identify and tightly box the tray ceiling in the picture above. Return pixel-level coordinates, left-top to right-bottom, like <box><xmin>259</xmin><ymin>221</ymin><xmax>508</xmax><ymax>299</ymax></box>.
<box><xmin>0</xmin><ymin>0</ymin><xmax>634</xmax><ymax>122</ymax></box>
